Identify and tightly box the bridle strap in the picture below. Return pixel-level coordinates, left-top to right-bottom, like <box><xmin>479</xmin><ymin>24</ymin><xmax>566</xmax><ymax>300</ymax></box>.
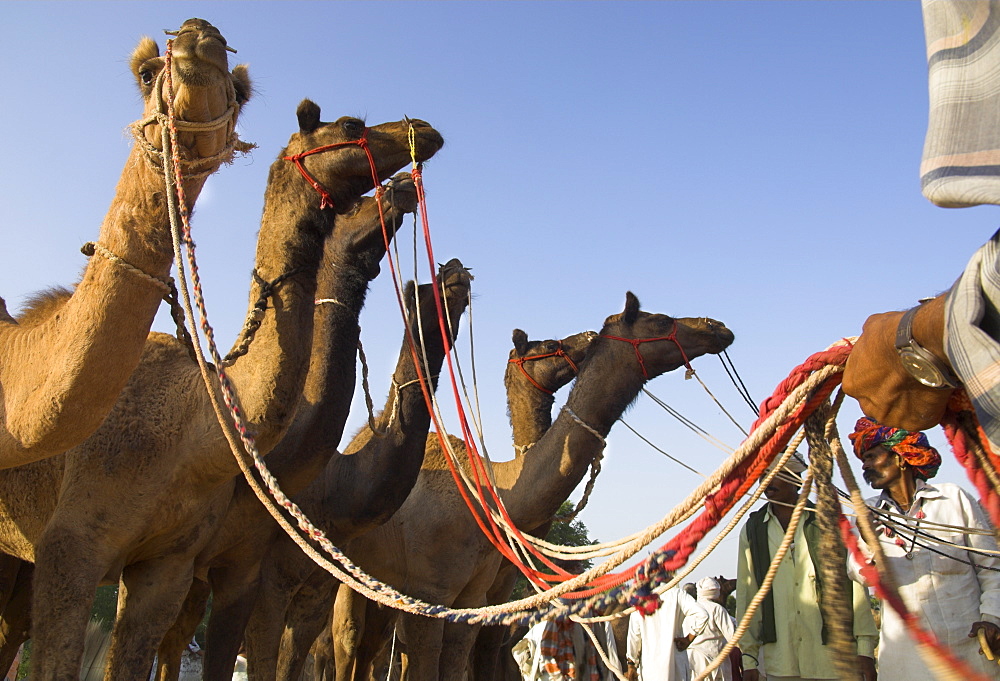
<box><xmin>282</xmin><ymin>129</ymin><xmax>376</xmax><ymax>210</ymax></box>
<box><xmin>600</xmin><ymin>320</ymin><xmax>692</xmax><ymax>379</ymax></box>
<box><xmin>508</xmin><ymin>341</ymin><xmax>579</xmax><ymax>395</ymax></box>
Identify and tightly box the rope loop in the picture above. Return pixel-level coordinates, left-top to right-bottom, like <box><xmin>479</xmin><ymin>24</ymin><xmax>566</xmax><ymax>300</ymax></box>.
<box><xmin>600</xmin><ymin>320</ymin><xmax>692</xmax><ymax>379</ymax></box>
<box><xmin>221</xmin><ymin>268</ymin><xmax>305</xmax><ymax>366</ymax></box>
<box><xmin>80</xmin><ymin>241</ymin><xmax>173</xmax><ymax>294</ymax></box>
<box><xmin>282</xmin><ymin>129</ymin><xmax>372</xmax><ymax>210</ymax></box>
<box><xmin>508</xmin><ymin>341</ymin><xmax>580</xmax><ymax>394</ymax></box>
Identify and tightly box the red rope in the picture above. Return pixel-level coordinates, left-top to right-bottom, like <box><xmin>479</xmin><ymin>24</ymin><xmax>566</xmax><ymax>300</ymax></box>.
<box><xmin>601</xmin><ymin>323</ymin><xmax>691</xmax><ymax>379</ymax></box>
<box><xmin>282</xmin><ymin>130</ymin><xmax>375</xmax><ymax>211</ymax></box>
<box><xmin>839</xmin><ymin>515</ymin><xmax>992</xmax><ymax>681</ymax></box>
<box><xmin>507</xmin><ymin>342</ymin><xmax>579</xmax><ymax>395</ymax></box>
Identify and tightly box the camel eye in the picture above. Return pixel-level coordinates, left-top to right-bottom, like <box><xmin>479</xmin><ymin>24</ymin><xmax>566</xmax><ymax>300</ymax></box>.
<box><xmin>342</xmin><ymin>119</ymin><xmax>365</xmax><ymax>137</ymax></box>
<box><xmin>140</xmin><ymin>69</ymin><xmax>154</xmax><ymax>86</ymax></box>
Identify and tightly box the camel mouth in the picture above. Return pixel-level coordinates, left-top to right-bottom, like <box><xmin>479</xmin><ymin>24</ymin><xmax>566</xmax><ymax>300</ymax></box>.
<box><xmin>408</xmin><ymin>125</ymin><xmax>445</xmax><ymax>162</ymax></box>
<box><xmin>169</xmin><ymin>20</ymin><xmax>233</xmax><ymax>76</ymax></box>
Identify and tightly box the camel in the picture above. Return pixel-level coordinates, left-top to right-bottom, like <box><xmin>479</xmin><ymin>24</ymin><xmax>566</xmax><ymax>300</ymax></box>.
<box><xmin>150</xmin><ymin>164</ymin><xmax>423</xmax><ymax>681</ymax></box>
<box><xmin>155</xmin><ymin>253</ymin><xmax>472</xmax><ymax>681</ymax></box>
<box><xmin>243</xmin><ymin>326</ymin><xmax>596</xmax><ymax>681</ymax></box>
<box><xmin>0</xmin><ymin>175</ymin><xmax>429</xmax><ymax>681</ymax></box>
<box><xmin>321</xmin><ymin>293</ymin><xmax>734</xmax><ymax>681</ymax></box>
<box><xmin>0</xmin><ymin>18</ymin><xmax>252</xmax><ymax>469</ymax></box>
<box><xmin>327</xmin><ymin>327</ymin><xmax>598</xmax><ymax>681</ymax></box>
<box><xmin>0</xmin><ymin>102</ymin><xmax>444</xmax><ymax>680</ymax></box>
<box><xmin>220</xmin><ymin>258</ymin><xmax>476</xmax><ymax>681</ymax></box>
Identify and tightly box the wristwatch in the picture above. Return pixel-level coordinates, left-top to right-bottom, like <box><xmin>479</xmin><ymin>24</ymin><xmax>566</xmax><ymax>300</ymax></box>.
<box><xmin>894</xmin><ymin>305</ymin><xmax>959</xmax><ymax>389</ymax></box>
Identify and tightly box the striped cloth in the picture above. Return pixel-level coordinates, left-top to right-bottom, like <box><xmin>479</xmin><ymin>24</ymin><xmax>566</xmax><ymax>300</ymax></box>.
<box><xmin>921</xmin><ymin>0</ymin><xmax>1000</xmax><ymax>207</ymax></box>
<box><xmin>538</xmin><ymin>618</ymin><xmax>601</xmax><ymax>681</ymax></box>
<box><xmin>946</xmin><ymin>228</ymin><xmax>1000</xmax><ymax>453</ymax></box>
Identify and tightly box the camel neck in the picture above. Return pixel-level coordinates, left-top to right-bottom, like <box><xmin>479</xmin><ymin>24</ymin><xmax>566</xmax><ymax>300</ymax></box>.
<box><xmin>215</xmin><ymin>166</ymin><xmax>332</xmax><ymax>462</ymax></box>
<box><xmin>501</xmin><ymin>340</ymin><xmax>644</xmax><ymax>530</ymax></box>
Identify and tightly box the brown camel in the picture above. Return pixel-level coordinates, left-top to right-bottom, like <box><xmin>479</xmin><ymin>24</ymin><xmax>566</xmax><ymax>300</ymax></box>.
<box><xmin>0</xmin><ymin>19</ymin><xmax>251</xmax><ymax>469</ymax></box>
<box><xmin>327</xmin><ymin>327</ymin><xmax>597</xmax><ymax>681</ymax></box>
<box><xmin>231</xmin><ymin>259</ymin><xmax>475</xmax><ymax>681</ymax></box>
<box><xmin>0</xmin><ymin>176</ymin><xmax>428</xmax><ymax>681</ymax></box>
<box><xmin>0</xmin><ymin>102</ymin><xmax>443</xmax><ymax>680</ymax></box>
<box><xmin>244</xmin><ymin>327</ymin><xmax>595</xmax><ymax>681</ymax></box>
<box><xmin>323</xmin><ymin>293</ymin><xmax>733</xmax><ymax>681</ymax></box>
<box><xmin>151</xmin><ymin>166</ymin><xmax>421</xmax><ymax>681</ymax></box>
<box><xmin>156</xmin><ymin>252</ymin><xmax>472</xmax><ymax>681</ymax></box>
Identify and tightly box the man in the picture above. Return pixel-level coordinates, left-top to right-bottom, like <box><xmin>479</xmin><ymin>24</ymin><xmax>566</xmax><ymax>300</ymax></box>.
<box><xmin>626</xmin><ymin>585</ymin><xmax>709</xmax><ymax>681</ymax></box>
<box><xmin>849</xmin><ymin>417</ymin><xmax>1000</xmax><ymax>679</ymax></box>
<box><xmin>736</xmin><ymin>456</ymin><xmax>878</xmax><ymax>681</ymax></box>
<box><xmin>687</xmin><ymin>577</ymin><xmax>737</xmax><ymax>681</ymax></box>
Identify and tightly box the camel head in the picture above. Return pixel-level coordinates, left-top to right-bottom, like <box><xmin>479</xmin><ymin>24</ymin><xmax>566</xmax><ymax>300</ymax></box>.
<box><xmin>405</xmin><ymin>258</ymin><xmax>474</xmax><ymax>346</ymax></box>
<box><xmin>280</xmin><ymin>100</ymin><xmax>443</xmax><ymax>213</ymax></box>
<box><xmin>505</xmin><ymin>329</ymin><xmax>597</xmax><ymax>396</ymax></box>
<box><xmin>130</xmin><ymin>18</ymin><xmax>252</xmax><ymax>175</ymax></box>
<box><xmin>593</xmin><ymin>291</ymin><xmax>734</xmax><ymax>381</ymax></box>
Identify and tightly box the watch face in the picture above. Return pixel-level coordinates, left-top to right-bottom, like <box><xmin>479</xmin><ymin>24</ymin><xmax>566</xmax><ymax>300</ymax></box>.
<box><xmin>899</xmin><ymin>349</ymin><xmax>946</xmax><ymax>388</ymax></box>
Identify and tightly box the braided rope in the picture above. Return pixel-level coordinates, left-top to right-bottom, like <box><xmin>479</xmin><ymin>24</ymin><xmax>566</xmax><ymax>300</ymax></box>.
<box><xmin>80</xmin><ymin>241</ymin><xmax>172</xmax><ymax>294</ymax></box>
<box><xmin>806</xmin><ymin>397</ymin><xmax>860</xmax><ymax>681</ymax></box>
<box><xmin>574</xmin><ymin>431</ymin><xmax>810</xmax><ymax>626</ymax></box>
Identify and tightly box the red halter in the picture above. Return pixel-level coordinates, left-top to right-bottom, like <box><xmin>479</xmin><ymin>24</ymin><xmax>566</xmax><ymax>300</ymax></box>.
<box><xmin>282</xmin><ymin>128</ymin><xmax>377</xmax><ymax>210</ymax></box>
<box><xmin>600</xmin><ymin>320</ymin><xmax>692</xmax><ymax>379</ymax></box>
<box><xmin>507</xmin><ymin>341</ymin><xmax>580</xmax><ymax>394</ymax></box>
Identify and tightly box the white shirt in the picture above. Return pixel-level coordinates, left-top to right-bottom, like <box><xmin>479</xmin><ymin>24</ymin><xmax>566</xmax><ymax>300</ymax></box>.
<box><xmin>688</xmin><ymin>598</ymin><xmax>736</xmax><ymax>681</ymax></box>
<box><xmin>627</xmin><ymin>587</ymin><xmax>709</xmax><ymax>681</ymax></box>
<box><xmin>849</xmin><ymin>480</ymin><xmax>1000</xmax><ymax>680</ymax></box>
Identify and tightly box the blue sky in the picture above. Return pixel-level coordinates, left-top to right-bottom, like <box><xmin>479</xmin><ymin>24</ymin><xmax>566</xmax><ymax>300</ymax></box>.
<box><xmin>3</xmin><ymin>2</ymin><xmax>997</xmax><ymax>586</ymax></box>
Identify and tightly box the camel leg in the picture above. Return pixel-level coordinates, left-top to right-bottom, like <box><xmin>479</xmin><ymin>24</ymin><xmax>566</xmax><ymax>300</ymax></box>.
<box><xmin>0</xmin><ymin>561</ymin><xmax>32</xmax><ymax>679</ymax></box>
<box><xmin>156</xmin><ymin>577</ymin><xmax>210</xmax><ymax>681</ymax></box>
<box><xmin>469</xmin><ymin>624</ymin><xmax>507</xmax><ymax>681</ymax></box>
<box><xmin>202</xmin><ymin>564</ymin><xmax>262</xmax><ymax>681</ymax></box>
<box><xmin>395</xmin><ymin>614</ymin><xmax>444</xmax><ymax>681</ymax></box>
<box><xmin>104</xmin><ymin>557</ymin><xmax>195</xmax><ymax>681</ymax></box>
<box><xmin>332</xmin><ymin>584</ymin><xmax>365</xmax><ymax>681</ymax></box>
<box><xmin>30</xmin><ymin>525</ymin><xmax>110</xmax><ymax>680</ymax></box>
<box><xmin>246</xmin><ymin>575</ymin><xmax>297</xmax><ymax>681</ymax></box>
<box><xmin>439</xmin><ymin>621</ymin><xmax>480</xmax><ymax>681</ymax></box>
<box><xmin>275</xmin><ymin>572</ymin><xmax>339</xmax><ymax>681</ymax></box>
<box><xmin>353</xmin><ymin>603</ymin><xmax>396</xmax><ymax>681</ymax></box>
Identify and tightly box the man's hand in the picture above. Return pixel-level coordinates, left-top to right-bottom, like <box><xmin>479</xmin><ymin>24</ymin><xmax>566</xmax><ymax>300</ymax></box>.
<box><xmin>742</xmin><ymin>669</ymin><xmax>760</xmax><ymax>681</ymax></box>
<box><xmin>858</xmin><ymin>654</ymin><xmax>877</xmax><ymax>681</ymax></box>
<box><xmin>970</xmin><ymin>620</ymin><xmax>1000</xmax><ymax>659</ymax></box>
<box><xmin>842</xmin><ymin>297</ymin><xmax>953</xmax><ymax>431</ymax></box>
<box><xmin>625</xmin><ymin>661</ymin><xmax>638</xmax><ymax>681</ymax></box>
<box><xmin>673</xmin><ymin>634</ymin><xmax>693</xmax><ymax>651</ymax></box>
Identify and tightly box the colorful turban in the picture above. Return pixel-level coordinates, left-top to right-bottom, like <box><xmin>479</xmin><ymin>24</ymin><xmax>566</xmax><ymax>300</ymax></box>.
<box><xmin>849</xmin><ymin>416</ymin><xmax>942</xmax><ymax>480</ymax></box>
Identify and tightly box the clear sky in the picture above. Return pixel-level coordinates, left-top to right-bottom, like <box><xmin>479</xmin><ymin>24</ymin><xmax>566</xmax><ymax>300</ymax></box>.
<box><xmin>3</xmin><ymin>1</ymin><xmax>997</xmax><ymax>591</ymax></box>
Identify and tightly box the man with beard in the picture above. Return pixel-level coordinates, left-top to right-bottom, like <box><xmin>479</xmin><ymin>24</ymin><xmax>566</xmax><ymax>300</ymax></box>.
<box><xmin>849</xmin><ymin>416</ymin><xmax>1000</xmax><ymax>679</ymax></box>
<box><xmin>736</xmin><ymin>456</ymin><xmax>878</xmax><ymax>681</ymax></box>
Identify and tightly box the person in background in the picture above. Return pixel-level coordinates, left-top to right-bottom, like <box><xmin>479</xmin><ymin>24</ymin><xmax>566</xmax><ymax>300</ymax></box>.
<box><xmin>736</xmin><ymin>456</ymin><xmax>878</xmax><ymax>681</ymax></box>
<box><xmin>687</xmin><ymin>577</ymin><xmax>737</xmax><ymax>681</ymax></box>
<box><xmin>626</xmin><ymin>584</ymin><xmax>708</xmax><ymax>681</ymax></box>
<box><xmin>849</xmin><ymin>417</ymin><xmax>1000</xmax><ymax>679</ymax></box>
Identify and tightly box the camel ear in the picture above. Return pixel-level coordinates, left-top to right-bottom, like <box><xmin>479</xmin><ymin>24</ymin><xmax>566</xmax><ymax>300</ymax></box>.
<box><xmin>512</xmin><ymin>329</ymin><xmax>529</xmax><ymax>355</ymax></box>
<box><xmin>297</xmin><ymin>99</ymin><xmax>322</xmax><ymax>133</ymax></box>
<box><xmin>231</xmin><ymin>64</ymin><xmax>253</xmax><ymax>106</ymax></box>
<box><xmin>403</xmin><ymin>281</ymin><xmax>417</xmax><ymax>318</ymax></box>
<box><xmin>623</xmin><ymin>292</ymin><xmax>641</xmax><ymax>324</ymax></box>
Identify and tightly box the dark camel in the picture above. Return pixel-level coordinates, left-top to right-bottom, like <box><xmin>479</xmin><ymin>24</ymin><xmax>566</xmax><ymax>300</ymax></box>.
<box><xmin>328</xmin><ymin>294</ymin><xmax>734</xmax><ymax>681</ymax></box>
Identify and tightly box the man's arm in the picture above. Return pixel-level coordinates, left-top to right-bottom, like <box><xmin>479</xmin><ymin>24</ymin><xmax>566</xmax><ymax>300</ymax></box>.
<box><xmin>842</xmin><ymin>295</ymin><xmax>953</xmax><ymax>431</ymax></box>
